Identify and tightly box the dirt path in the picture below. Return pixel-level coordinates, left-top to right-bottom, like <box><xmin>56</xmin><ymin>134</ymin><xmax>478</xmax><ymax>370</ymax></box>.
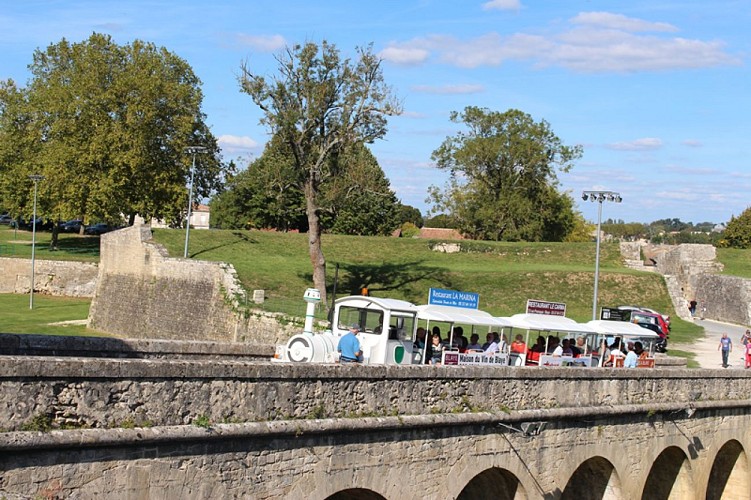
<box><xmin>672</xmin><ymin>318</ymin><xmax>750</xmax><ymax>370</ymax></box>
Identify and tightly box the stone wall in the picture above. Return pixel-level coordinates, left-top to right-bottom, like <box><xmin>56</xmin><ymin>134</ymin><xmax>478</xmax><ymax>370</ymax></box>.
<box><xmin>0</xmin><ymin>356</ymin><xmax>748</xmax><ymax>431</ymax></box>
<box><xmin>691</xmin><ymin>273</ymin><xmax>751</xmax><ymax>326</ymax></box>
<box><xmin>1</xmin><ymin>357</ymin><xmax>751</xmax><ymax>499</ymax></box>
<box><xmin>0</xmin><ymin>257</ymin><xmax>98</xmax><ymax>297</ymax></box>
<box><xmin>87</xmin><ymin>224</ymin><xmax>300</xmax><ymax>344</ymax></box>
<box><xmin>0</xmin><ymin>333</ymin><xmax>273</xmax><ymax>360</ymax></box>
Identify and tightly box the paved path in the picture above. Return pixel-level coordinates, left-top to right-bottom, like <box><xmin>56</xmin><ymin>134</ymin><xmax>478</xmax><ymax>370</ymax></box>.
<box><xmin>672</xmin><ymin>318</ymin><xmax>750</xmax><ymax>370</ymax></box>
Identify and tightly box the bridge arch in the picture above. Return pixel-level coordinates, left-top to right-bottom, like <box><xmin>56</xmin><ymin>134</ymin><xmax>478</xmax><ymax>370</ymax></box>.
<box><xmin>560</xmin><ymin>456</ymin><xmax>623</xmax><ymax>500</ymax></box>
<box><xmin>456</xmin><ymin>466</ymin><xmax>528</xmax><ymax>500</ymax></box>
<box><xmin>641</xmin><ymin>445</ymin><xmax>693</xmax><ymax>499</ymax></box>
<box><xmin>325</xmin><ymin>489</ymin><xmax>386</xmax><ymax>500</ymax></box>
<box><xmin>706</xmin><ymin>439</ymin><xmax>749</xmax><ymax>500</ymax></box>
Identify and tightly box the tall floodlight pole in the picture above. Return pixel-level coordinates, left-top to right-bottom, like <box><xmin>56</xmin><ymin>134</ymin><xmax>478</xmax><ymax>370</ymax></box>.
<box><xmin>582</xmin><ymin>190</ymin><xmax>622</xmax><ymax>320</ymax></box>
<box><xmin>183</xmin><ymin>146</ymin><xmax>207</xmax><ymax>258</ymax></box>
<box><xmin>29</xmin><ymin>174</ymin><xmax>45</xmax><ymax>309</ymax></box>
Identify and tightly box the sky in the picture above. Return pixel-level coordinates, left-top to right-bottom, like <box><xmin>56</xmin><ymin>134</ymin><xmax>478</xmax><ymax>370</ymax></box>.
<box><xmin>1</xmin><ymin>0</ymin><xmax>749</xmax><ymax>225</ymax></box>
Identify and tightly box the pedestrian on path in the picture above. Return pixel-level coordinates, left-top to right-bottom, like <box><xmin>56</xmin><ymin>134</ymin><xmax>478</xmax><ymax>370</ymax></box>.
<box><xmin>718</xmin><ymin>333</ymin><xmax>732</xmax><ymax>368</ymax></box>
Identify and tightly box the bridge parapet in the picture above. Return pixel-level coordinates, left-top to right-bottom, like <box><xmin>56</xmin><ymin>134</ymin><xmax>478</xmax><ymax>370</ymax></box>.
<box><xmin>2</xmin><ymin>357</ymin><xmax>751</xmax><ymax>499</ymax></box>
<box><xmin>0</xmin><ymin>357</ymin><xmax>748</xmax><ymax>430</ymax></box>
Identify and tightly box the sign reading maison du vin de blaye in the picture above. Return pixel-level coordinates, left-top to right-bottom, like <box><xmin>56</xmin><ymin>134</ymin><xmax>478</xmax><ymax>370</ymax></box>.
<box><xmin>428</xmin><ymin>288</ymin><xmax>479</xmax><ymax>310</ymax></box>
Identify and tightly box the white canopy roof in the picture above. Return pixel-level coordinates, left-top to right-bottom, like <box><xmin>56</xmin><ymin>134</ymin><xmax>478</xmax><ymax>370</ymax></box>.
<box><xmin>335</xmin><ymin>296</ymin><xmax>419</xmax><ymax>314</ymax></box>
<box><xmin>586</xmin><ymin>320</ymin><xmax>660</xmax><ymax>338</ymax></box>
<box><xmin>503</xmin><ymin>313</ymin><xmax>597</xmax><ymax>334</ymax></box>
<box><xmin>417</xmin><ymin>304</ymin><xmax>512</xmax><ymax>328</ymax></box>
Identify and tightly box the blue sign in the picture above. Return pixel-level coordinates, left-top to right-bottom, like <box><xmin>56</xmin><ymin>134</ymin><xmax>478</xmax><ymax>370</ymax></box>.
<box><xmin>428</xmin><ymin>288</ymin><xmax>479</xmax><ymax>309</ymax></box>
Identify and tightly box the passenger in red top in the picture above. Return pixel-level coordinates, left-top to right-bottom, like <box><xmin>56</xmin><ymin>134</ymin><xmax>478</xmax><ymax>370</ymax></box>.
<box><xmin>510</xmin><ymin>334</ymin><xmax>527</xmax><ymax>354</ymax></box>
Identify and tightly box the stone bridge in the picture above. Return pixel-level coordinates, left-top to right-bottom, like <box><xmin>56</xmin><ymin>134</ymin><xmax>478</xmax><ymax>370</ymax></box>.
<box><xmin>1</xmin><ymin>355</ymin><xmax>750</xmax><ymax>499</ymax></box>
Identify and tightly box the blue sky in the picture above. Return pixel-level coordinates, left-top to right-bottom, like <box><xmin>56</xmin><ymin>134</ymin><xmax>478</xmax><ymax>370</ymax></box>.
<box><xmin>2</xmin><ymin>0</ymin><xmax>749</xmax><ymax>224</ymax></box>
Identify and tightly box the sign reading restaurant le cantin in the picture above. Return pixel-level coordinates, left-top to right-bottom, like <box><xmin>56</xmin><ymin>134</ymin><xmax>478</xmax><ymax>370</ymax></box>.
<box><xmin>428</xmin><ymin>287</ymin><xmax>480</xmax><ymax>310</ymax></box>
<box><xmin>526</xmin><ymin>299</ymin><xmax>566</xmax><ymax>316</ymax></box>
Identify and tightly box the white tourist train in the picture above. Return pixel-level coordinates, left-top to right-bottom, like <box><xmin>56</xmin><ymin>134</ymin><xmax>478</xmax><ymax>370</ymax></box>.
<box><xmin>273</xmin><ymin>289</ymin><xmax>660</xmax><ymax>368</ymax></box>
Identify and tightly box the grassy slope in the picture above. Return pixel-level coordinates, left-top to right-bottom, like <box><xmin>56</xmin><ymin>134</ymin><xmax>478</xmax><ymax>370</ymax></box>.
<box><xmin>1</xmin><ymin>225</ymin><xmax>723</xmax><ymax>346</ymax></box>
<box><xmin>716</xmin><ymin>248</ymin><xmax>751</xmax><ymax>278</ymax></box>
<box><xmin>151</xmin><ymin>228</ymin><xmax>702</xmax><ymax>344</ymax></box>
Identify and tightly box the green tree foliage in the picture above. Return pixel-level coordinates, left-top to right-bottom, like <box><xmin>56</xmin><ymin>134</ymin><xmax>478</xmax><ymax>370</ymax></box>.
<box><xmin>722</xmin><ymin>207</ymin><xmax>751</xmax><ymax>248</ymax></box>
<box><xmin>240</xmin><ymin>41</ymin><xmax>400</xmax><ymax>305</ymax></box>
<box><xmin>0</xmin><ymin>33</ymin><xmax>226</xmax><ymax>226</ymax></box>
<box><xmin>321</xmin><ymin>144</ymin><xmax>399</xmax><ymax>236</ymax></box>
<box><xmin>396</xmin><ymin>204</ymin><xmax>424</xmax><ymax>227</ymax></box>
<box><xmin>211</xmin><ymin>138</ymin><xmax>399</xmax><ymax>236</ymax></box>
<box><xmin>429</xmin><ymin>107</ymin><xmax>582</xmax><ymax>241</ymax></box>
<box><xmin>424</xmin><ymin>213</ymin><xmax>459</xmax><ymax>229</ymax></box>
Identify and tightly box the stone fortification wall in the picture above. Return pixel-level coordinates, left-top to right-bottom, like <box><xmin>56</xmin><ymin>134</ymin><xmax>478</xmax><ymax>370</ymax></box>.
<box><xmin>692</xmin><ymin>273</ymin><xmax>751</xmax><ymax>326</ymax></box>
<box><xmin>0</xmin><ymin>333</ymin><xmax>273</xmax><ymax>360</ymax></box>
<box><xmin>87</xmin><ymin>224</ymin><xmax>301</xmax><ymax>344</ymax></box>
<box><xmin>0</xmin><ymin>257</ymin><xmax>97</xmax><ymax>297</ymax></box>
<box><xmin>88</xmin><ymin>224</ymin><xmax>242</xmax><ymax>342</ymax></box>
<box><xmin>0</xmin><ymin>356</ymin><xmax>748</xmax><ymax>431</ymax></box>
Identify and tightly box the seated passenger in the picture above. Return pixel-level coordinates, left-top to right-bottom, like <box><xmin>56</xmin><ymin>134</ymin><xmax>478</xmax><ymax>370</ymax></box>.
<box><xmin>510</xmin><ymin>334</ymin><xmax>527</xmax><ymax>354</ymax></box>
<box><xmin>547</xmin><ymin>336</ymin><xmax>560</xmax><ymax>355</ymax></box>
<box><xmin>484</xmin><ymin>333</ymin><xmax>500</xmax><ymax>355</ymax></box>
<box><xmin>414</xmin><ymin>327</ymin><xmax>426</xmax><ymax>349</ymax></box>
<box><xmin>634</xmin><ymin>341</ymin><xmax>648</xmax><ymax>359</ymax></box>
<box><xmin>561</xmin><ymin>338</ymin><xmax>573</xmax><ymax>356</ymax></box>
<box><xmin>571</xmin><ymin>335</ymin><xmax>587</xmax><ymax>356</ymax></box>
<box><xmin>429</xmin><ymin>333</ymin><xmax>444</xmax><ymax>365</ymax></box>
<box><xmin>530</xmin><ymin>336</ymin><xmax>546</xmax><ymax>353</ymax></box>
<box><xmin>467</xmin><ymin>334</ymin><xmax>483</xmax><ymax>351</ymax></box>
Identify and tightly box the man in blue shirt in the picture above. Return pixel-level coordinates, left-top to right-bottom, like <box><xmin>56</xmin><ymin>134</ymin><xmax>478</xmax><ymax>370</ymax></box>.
<box><xmin>338</xmin><ymin>323</ymin><xmax>362</xmax><ymax>363</ymax></box>
<box><xmin>718</xmin><ymin>333</ymin><xmax>732</xmax><ymax>368</ymax></box>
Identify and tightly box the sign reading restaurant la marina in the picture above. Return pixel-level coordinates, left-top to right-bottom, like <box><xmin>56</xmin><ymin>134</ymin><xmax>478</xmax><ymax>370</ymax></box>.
<box><xmin>428</xmin><ymin>287</ymin><xmax>480</xmax><ymax>310</ymax></box>
<box><xmin>526</xmin><ymin>299</ymin><xmax>566</xmax><ymax>316</ymax></box>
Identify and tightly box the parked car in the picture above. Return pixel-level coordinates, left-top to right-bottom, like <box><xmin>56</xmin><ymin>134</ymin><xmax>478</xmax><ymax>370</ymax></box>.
<box><xmin>0</xmin><ymin>214</ymin><xmax>12</xmax><ymax>225</ymax></box>
<box><xmin>617</xmin><ymin>305</ymin><xmax>671</xmax><ymax>329</ymax></box>
<box><xmin>84</xmin><ymin>223</ymin><xmax>115</xmax><ymax>235</ymax></box>
<box><xmin>59</xmin><ymin>219</ymin><xmax>84</xmax><ymax>233</ymax></box>
<box><xmin>629</xmin><ymin>311</ymin><xmax>670</xmax><ymax>339</ymax></box>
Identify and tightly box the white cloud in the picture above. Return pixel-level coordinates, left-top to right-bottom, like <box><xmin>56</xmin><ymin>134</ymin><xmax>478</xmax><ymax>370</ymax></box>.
<box><xmin>606</xmin><ymin>138</ymin><xmax>663</xmax><ymax>151</ymax></box>
<box><xmin>571</xmin><ymin>12</ymin><xmax>677</xmax><ymax>33</ymax></box>
<box><xmin>218</xmin><ymin>135</ymin><xmax>259</xmax><ymax>153</ymax></box>
<box><xmin>682</xmin><ymin>139</ymin><xmax>703</xmax><ymax>148</ymax></box>
<box><xmin>235</xmin><ymin>34</ymin><xmax>286</xmax><ymax>52</ymax></box>
<box><xmin>379</xmin><ymin>45</ymin><xmax>430</xmax><ymax>65</ymax></box>
<box><xmin>482</xmin><ymin>0</ymin><xmax>521</xmax><ymax>11</ymax></box>
<box><xmin>382</xmin><ymin>11</ymin><xmax>740</xmax><ymax>72</ymax></box>
<box><xmin>411</xmin><ymin>83</ymin><xmax>485</xmax><ymax>94</ymax></box>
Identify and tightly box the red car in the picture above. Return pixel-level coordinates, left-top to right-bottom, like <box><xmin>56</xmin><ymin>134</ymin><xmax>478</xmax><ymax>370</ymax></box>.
<box><xmin>630</xmin><ymin>311</ymin><xmax>670</xmax><ymax>338</ymax></box>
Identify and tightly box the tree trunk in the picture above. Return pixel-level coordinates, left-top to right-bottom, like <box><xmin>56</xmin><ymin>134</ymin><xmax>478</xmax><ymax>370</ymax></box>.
<box><xmin>49</xmin><ymin>221</ymin><xmax>59</xmax><ymax>250</ymax></box>
<box><xmin>304</xmin><ymin>179</ymin><xmax>327</xmax><ymax>308</ymax></box>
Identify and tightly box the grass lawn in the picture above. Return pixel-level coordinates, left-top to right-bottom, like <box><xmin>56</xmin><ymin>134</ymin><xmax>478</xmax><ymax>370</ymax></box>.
<box><xmin>0</xmin><ymin>225</ymin><xmax>713</xmax><ymax>355</ymax></box>
<box><xmin>0</xmin><ymin>293</ymin><xmax>104</xmax><ymax>336</ymax></box>
<box><xmin>716</xmin><ymin>248</ymin><xmax>751</xmax><ymax>278</ymax></box>
<box><xmin>0</xmin><ymin>225</ymin><xmax>100</xmax><ymax>262</ymax></box>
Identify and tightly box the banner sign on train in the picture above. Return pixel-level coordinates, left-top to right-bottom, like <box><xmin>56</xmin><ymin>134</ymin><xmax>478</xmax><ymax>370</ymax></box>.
<box><xmin>428</xmin><ymin>288</ymin><xmax>479</xmax><ymax>310</ymax></box>
<box><xmin>526</xmin><ymin>299</ymin><xmax>566</xmax><ymax>316</ymax></box>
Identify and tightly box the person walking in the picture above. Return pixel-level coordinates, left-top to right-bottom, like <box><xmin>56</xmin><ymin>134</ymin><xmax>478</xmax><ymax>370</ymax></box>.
<box><xmin>718</xmin><ymin>333</ymin><xmax>732</xmax><ymax>368</ymax></box>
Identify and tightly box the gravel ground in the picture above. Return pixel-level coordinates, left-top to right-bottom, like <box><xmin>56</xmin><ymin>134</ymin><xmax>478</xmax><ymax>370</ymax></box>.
<box><xmin>672</xmin><ymin>318</ymin><xmax>751</xmax><ymax>370</ymax></box>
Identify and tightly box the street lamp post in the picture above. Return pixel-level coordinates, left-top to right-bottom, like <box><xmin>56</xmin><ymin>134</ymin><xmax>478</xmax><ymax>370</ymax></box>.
<box><xmin>582</xmin><ymin>190</ymin><xmax>622</xmax><ymax>320</ymax></box>
<box><xmin>183</xmin><ymin>146</ymin><xmax>207</xmax><ymax>258</ymax></box>
<box><xmin>29</xmin><ymin>174</ymin><xmax>45</xmax><ymax>309</ymax></box>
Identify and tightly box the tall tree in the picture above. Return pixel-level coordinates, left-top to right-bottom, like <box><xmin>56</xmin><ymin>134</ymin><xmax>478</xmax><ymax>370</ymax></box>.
<box><xmin>429</xmin><ymin>107</ymin><xmax>582</xmax><ymax>241</ymax></box>
<box><xmin>723</xmin><ymin>207</ymin><xmax>751</xmax><ymax>249</ymax></box>
<box><xmin>211</xmin><ymin>138</ymin><xmax>399</xmax><ymax>236</ymax></box>
<box><xmin>0</xmin><ymin>33</ymin><xmax>227</xmax><ymax>226</ymax></box>
<box><xmin>240</xmin><ymin>41</ymin><xmax>400</xmax><ymax>305</ymax></box>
